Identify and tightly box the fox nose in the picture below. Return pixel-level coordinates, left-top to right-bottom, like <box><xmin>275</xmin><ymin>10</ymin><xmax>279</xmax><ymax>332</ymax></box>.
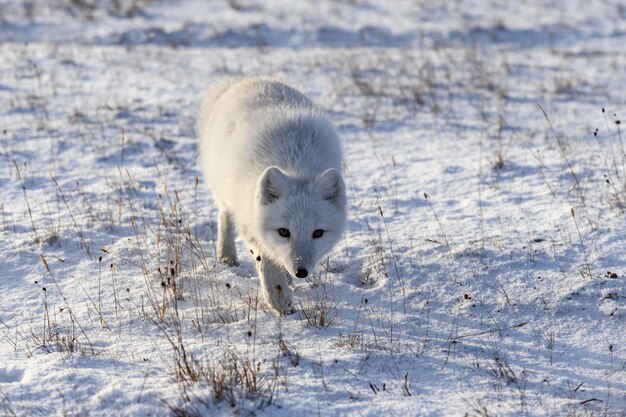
<box><xmin>295</xmin><ymin>268</ymin><xmax>308</xmax><ymax>278</ymax></box>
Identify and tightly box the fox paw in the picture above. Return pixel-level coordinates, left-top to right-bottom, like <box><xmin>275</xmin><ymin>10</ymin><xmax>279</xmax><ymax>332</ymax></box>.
<box><xmin>219</xmin><ymin>256</ymin><xmax>239</xmax><ymax>267</ymax></box>
<box><xmin>275</xmin><ymin>302</ymin><xmax>295</xmax><ymax>316</ymax></box>
<box><xmin>267</xmin><ymin>293</ymin><xmax>294</xmax><ymax>316</ymax></box>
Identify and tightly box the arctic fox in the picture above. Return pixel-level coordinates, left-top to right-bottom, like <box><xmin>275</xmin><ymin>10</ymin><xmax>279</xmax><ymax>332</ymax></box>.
<box><xmin>198</xmin><ymin>77</ymin><xmax>346</xmax><ymax>315</ymax></box>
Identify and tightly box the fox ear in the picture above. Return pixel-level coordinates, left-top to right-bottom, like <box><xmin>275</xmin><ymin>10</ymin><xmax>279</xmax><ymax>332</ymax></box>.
<box><xmin>257</xmin><ymin>166</ymin><xmax>287</xmax><ymax>205</ymax></box>
<box><xmin>316</xmin><ymin>168</ymin><xmax>346</xmax><ymax>208</ymax></box>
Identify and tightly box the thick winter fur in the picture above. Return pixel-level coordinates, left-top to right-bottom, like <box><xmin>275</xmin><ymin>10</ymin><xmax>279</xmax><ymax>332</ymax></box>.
<box><xmin>198</xmin><ymin>77</ymin><xmax>346</xmax><ymax>315</ymax></box>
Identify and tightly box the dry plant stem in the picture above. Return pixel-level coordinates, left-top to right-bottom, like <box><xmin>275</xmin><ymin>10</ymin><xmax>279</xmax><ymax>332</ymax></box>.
<box><xmin>49</xmin><ymin>172</ymin><xmax>92</xmax><ymax>259</ymax></box>
<box><xmin>601</xmin><ymin>108</ymin><xmax>625</xmax><ymax>183</ymax></box>
<box><xmin>72</xmin><ymin>274</ymin><xmax>110</xmax><ymax>330</ymax></box>
<box><xmin>0</xmin><ymin>318</ymin><xmax>18</xmax><ymax>352</ymax></box>
<box><xmin>119</xmin><ymin>176</ymin><xmax>167</xmax><ymax>306</ymax></box>
<box><xmin>391</xmin><ymin>155</ymin><xmax>399</xmax><ymax>212</ymax></box>
<box><xmin>478</xmin><ymin>141</ymin><xmax>486</xmax><ymax>256</ymax></box>
<box><xmin>13</xmin><ymin>160</ymin><xmax>39</xmax><ymax>242</ymax></box>
<box><xmin>605</xmin><ymin>344</ymin><xmax>614</xmax><ymax>415</ymax></box>
<box><xmin>616</xmin><ymin>120</ymin><xmax>625</xmax><ymax>182</ymax></box>
<box><xmin>538</xmin><ymin>104</ymin><xmax>582</xmax><ymax>198</ymax></box>
<box><xmin>570</xmin><ymin>208</ymin><xmax>593</xmax><ymax>278</ymax></box>
<box><xmin>118</xmin><ymin>128</ymin><xmax>126</xmax><ymax>224</ymax></box>
<box><xmin>41</xmin><ymin>284</ymin><xmax>51</xmax><ymax>347</ymax></box>
<box><xmin>98</xmin><ymin>256</ymin><xmax>103</xmax><ymax>323</ymax></box>
<box><xmin>424</xmin><ymin>193</ymin><xmax>452</xmax><ymax>257</ymax></box>
<box><xmin>376</xmin><ymin>201</ymin><xmax>406</xmax><ymax>314</ymax></box>
<box><xmin>1</xmin><ymin>204</ymin><xmax>7</xmax><ymax>232</ymax></box>
<box><xmin>298</xmin><ymin>269</ymin><xmax>338</xmax><ymax>328</ymax></box>
<box><xmin>592</xmin><ymin>127</ymin><xmax>624</xmax><ymax>212</ymax></box>
<box><xmin>40</xmin><ymin>255</ymin><xmax>94</xmax><ymax>354</ymax></box>
<box><xmin>315</xmin><ymin>333</ymin><xmax>328</xmax><ymax>391</ymax></box>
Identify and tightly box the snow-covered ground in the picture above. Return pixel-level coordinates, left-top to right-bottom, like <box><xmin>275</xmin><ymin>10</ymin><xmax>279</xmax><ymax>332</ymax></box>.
<box><xmin>1</xmin><ymin>1</ymin><xmax>625</xmax><ymax>415</ymax></box>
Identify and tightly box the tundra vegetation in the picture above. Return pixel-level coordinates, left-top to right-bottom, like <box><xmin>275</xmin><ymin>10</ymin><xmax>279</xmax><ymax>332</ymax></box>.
<box><xmin>0</xmin><ymin>1</ymin><xmax>624</xmax><ymax>416</ymax></box>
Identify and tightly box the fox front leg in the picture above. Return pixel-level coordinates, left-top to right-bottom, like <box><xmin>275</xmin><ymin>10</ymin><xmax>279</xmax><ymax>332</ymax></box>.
<box><xmin>255</xmin><ymin>255</ymin><xmax>294</xmax><ymax>315</ymax></box>
<box><xmin>217</xmin><ymin>207</ymin><xmax>238</xmax><ymax>266</ymax></box>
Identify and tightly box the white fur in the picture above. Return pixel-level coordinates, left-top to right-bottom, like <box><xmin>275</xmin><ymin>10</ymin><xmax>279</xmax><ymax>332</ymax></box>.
<box><xmin>198</xmin><ymin>76</ymin><xmax>346</xmax><ymax>315</ymax></box>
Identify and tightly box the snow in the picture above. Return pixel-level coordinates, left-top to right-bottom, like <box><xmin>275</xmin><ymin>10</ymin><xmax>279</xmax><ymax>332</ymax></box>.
<box><xmin>1</xmin><ymin>0</ymin><xmax>625</xmax><ymax>416</ymax></box>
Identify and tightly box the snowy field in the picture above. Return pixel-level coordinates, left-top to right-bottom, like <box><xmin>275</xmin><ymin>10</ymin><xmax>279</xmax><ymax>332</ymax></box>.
<box><xmin>1</xmin><ymin>0</ymin><xmax>625</xmax><ymax>415</ymax></box>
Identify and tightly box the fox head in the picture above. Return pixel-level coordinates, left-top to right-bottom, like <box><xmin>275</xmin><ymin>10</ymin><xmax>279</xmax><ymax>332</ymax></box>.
<box><xmin>253</xmin><ymin>166</ymin><xmax>346</xmax><ymax>278</ymax></box>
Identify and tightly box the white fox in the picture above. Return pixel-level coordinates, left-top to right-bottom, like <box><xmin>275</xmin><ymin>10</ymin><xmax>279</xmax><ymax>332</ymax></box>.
<box><xmin>198</xmin><ymin>77</ymin><xmax>346</xmax><ymax>315</ymax></box>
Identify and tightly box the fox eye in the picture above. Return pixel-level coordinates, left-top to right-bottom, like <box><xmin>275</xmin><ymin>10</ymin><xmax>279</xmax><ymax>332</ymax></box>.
<box><xmin>278</xmin><ymin>228</ymin><xmax>291</xmax><ymax>238</ymax></box>
<box><xmin>312</xmin><ymin>229</ymin><xmax>324</xmax><ymax>239</ymax></box>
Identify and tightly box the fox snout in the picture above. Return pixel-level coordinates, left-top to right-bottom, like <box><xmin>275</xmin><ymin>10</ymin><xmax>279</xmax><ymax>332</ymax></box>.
<box><xmin>291</xmin><ymin>255</ymin><xmax>312</xmax><ymax>279</ymax></box>
<box><xmin>289</xmin><ymin>243</ymin><xmax>315</xmax><ymax>279</ymax></box>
